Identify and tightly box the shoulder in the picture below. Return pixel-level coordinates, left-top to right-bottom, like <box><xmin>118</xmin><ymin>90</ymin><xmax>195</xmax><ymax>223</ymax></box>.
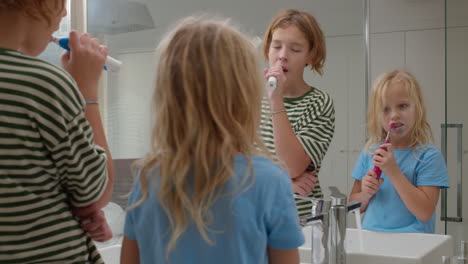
<box><xmin>308</xmin><ymin>87</ymin><xmax>334</xmax><ymax>106</ymax></box>
<box><xmin>302</xmin><ymin>88</ymin><xmax>335</xmax><ymax>117</ymax></box>
<box><xmin>414</xmin><ymin>143</ymin><xmax>444</xmax><ymax>160</ymax></box>
<box><xmin>3</xmin><ymin>52</ymin><xmax>84</xmax><ymax>114</ymax></box>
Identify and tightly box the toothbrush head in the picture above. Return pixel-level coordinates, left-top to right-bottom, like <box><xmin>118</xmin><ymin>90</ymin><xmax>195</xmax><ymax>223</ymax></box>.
<box><xmin>390</xmin><ymin>123</ymin><xmax>395</xmax><ymax>130</ymax></box>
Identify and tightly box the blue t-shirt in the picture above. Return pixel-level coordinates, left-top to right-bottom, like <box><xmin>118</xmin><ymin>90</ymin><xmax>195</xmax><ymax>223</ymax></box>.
<box><xmin>351</xmin><ymin>143</ymin><xmax>449</xmax><ymax>233</ymax></box>
<box><xmin>124</xmin><ymin>155</ymin><xmax>304</xmax><ymax>264</ymax></box>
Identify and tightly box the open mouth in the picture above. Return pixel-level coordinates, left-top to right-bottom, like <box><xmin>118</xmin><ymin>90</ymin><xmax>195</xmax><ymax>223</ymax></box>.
<box><xmin>391</xmin><ymin>123</ymin><xmax>404</xmax><ymax>132</ymax></box>
<box><xmin>282</xmin><ymin>68</ymin><xmax>288</xmax><ymax>73</ymax></box>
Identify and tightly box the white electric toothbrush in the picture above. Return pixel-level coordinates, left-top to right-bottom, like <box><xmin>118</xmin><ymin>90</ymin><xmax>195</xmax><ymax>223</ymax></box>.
<box><xmin>267</xmin><ymin>76</ymin><xmax>277</xmax><ymax>91</ymax></box>
<box><xmin>52</xmin><ymin>37</ymin><xmax>122</xmax><ymax>73</ymax></box>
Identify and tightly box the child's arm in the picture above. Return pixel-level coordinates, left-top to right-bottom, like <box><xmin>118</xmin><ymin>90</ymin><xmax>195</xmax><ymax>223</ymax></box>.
<box><xmin>267</xmin><ymin>247</ymin><xmax>300</xmax><ymax>264</ymax></box>
<box><xmin>264</xmin><ymin>65</ymin><xmax>319</xmax><ymax>179</ymax></box>
<box><xmin>61</xmin><ymin>31</ymin><xmax>115</xmax><ymax>237</ymax></box>
<box><xmin>292</xmin><ymin>170</ymin><xmax>317</xmax><ymax>195</ymax></box>
<box><xmin>373</xmin><ymin>143</ymin><xmax>440</xmax><ymax>222</ymax></box>
<box><xmin>349</xmin><ymin>169</ymin><xmax>384</xmax><ymax>213</ymax></box>
<box><xmin>121</xmin><ymin>236</ymin><xmax>141</xmax><ymax>264</ymax></box>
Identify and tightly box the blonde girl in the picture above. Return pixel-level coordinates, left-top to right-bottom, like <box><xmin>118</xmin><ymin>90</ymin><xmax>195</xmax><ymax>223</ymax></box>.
<box><xmin>121</xmin><ymin>16</ymin><xmax>304</xmax><ymax>264</ymax></box>
<box><xmin>349</xmin><ymin>70</ymin><xmax>449</xmax><ymax>233</ymax></box>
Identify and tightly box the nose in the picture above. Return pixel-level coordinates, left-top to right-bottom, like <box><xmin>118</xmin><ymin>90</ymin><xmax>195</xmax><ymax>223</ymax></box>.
<box><xmin>278</xmin><ymin>47</ymin><xmax>288</xmax><ymax>62</ymax></box>
<box><xmin>389</xmin><ymin>109</ymin><xmax>400</xmax><ymax>120</ymax></box>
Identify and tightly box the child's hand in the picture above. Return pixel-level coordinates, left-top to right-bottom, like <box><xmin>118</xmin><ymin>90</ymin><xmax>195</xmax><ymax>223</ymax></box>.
<box><xmin>361</xmin><ymin>169</ymin><xmax>384</xmax><ymax>197</ymax></box>
<box><xmin>61</xmin><ymin>30</ymin><xmax>108</xmax><ymax>100</ymax></box>
<box><xmin>292</xmin><ymin>170</ymin><xmax>318</xmax><ymax>195</ymax></box>
<box><xmin>372</xmin><ymin>143</ymin><xmax>400</xmax><ymax>177</ymax></box>
<box><xmin>264</xmin><ymin>62</ymin><xmax>287</xmax><ymax>100</ymax></box>
<box><xmin>79</xmin><ymin>210</ymin><xmax>113</xmax><ymax>242</ymax></box>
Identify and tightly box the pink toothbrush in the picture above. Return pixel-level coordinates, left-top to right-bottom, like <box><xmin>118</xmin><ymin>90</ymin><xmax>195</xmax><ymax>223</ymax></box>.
<box><xmin>373</xmin><ymin>123</ymin><xmax>395</xmax><ymax>179</ymax></box>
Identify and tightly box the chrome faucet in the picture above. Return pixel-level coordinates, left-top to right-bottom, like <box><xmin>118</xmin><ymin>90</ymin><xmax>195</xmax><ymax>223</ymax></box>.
<box><xmin>296</xmin><ymin>186</ymin><xmax>361</xmax><ymax>264</ymax></box>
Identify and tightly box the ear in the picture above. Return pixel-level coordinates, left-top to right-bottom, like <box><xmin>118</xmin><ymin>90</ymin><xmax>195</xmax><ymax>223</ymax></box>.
<box><xmin>305</xmin><ymin>50</ymin><xmax>314</xmax><ymax>66</ymax></box>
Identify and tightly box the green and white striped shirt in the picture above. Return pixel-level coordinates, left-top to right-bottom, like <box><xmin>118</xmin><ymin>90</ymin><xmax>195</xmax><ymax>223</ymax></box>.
<box><xmin>260</xmin><ymin>87</ymin><xmax>335</xmax><ymax>216</ymax></box>
<box><xmin>0</xmin><ymin>48</ymin><xmax>108</xmax><ymax>264</ymax></box>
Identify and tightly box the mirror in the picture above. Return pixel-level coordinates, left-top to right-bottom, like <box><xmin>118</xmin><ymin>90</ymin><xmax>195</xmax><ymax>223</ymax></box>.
<box><xmin>87</xmin><ymin>0</ymin><xmax>367</xmax><ymax>204</ymax></box>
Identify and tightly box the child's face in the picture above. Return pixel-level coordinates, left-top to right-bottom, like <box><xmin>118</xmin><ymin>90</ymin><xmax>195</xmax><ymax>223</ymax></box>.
<box><xmin>381</xmin><ymin>81</ymin><xmax>416</xmax><ymax>143</ymax></box>
<box><xmin>268</xmin><ymin>25</ymin><xmax>312</xmax><ymax>82</ymax></box>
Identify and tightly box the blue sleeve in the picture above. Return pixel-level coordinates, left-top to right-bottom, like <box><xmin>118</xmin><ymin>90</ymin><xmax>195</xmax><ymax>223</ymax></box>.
<box><xmin>266</xmin><ymin>170</ymin><xmax>305</xmax><ymax>249</ymax></box>
<box><xmin>123</xmin><ymin>174</ymin><xmax>143</xmax><ymax>240</ymax></box>
<box><xmin>352</xmin><ymin>150</ymin><xmax>370</xmax><ymax>181</ymax></box>
<box><xmin>415</xmin><ymin>148</ymin><xmax>450</xmax><ymax>189</ymax></box>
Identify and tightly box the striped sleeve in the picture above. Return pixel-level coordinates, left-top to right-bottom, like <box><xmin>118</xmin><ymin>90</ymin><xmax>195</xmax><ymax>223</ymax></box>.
<box><xmin>31</xmin><ymin>69</ymin><xmax>109</xmax><ymax>208</ymax></box>
<box><xmin>0</xmin><ymin>48</ymin><xmax>106</xmax><ymax>262</ymax></box>
<box><xmin>46</xmin><ymin>111</ymin><xmax>109</xmax><ymax>207</ymax></box>
<box><xmin>296</xmin><ymin>91</ymin><xmax>335</xmax><ymax>172</ymax></box>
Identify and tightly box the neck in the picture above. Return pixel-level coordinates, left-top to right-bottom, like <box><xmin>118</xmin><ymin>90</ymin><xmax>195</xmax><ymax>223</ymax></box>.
<box><xmin>0</xmin><ymin>11</ymin><xmax>28</xmax><ymax>52</ymax></box>
<box><xmin>283</xmin><ymin>79</ymin><xmax>311</xmax><ymax>98</ymax></box>
<box><xmin>389</xmin><ymin>136</ymin><xmax>413</xmax><ymax>149</ymax></box>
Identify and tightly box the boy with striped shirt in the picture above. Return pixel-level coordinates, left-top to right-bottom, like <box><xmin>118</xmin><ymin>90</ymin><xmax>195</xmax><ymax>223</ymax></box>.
<box><xmin>0</xmin><ymin>1</ymin><xmax>114</xmax><ymax>263</ymax></box>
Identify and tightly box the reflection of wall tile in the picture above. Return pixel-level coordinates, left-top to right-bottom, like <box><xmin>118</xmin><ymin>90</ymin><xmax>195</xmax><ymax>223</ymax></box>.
<box><xmin>405</xmin><ymin>29</ymin><xmax>445</xmax><ymax>147</ymax></box>
<box><xmin>370</xmin><ymin>32</ymin><xmax>405</xmax><ymax>85</ymax></box>
<box><xmin>371</xmin><ymin>0</ymin><xmax>444</xmax><ymax>33</ymax></box>
<box><xmin>447</xmin><ymin>0</ymin><xmax>468</xmax><ymax>28</ymax></box>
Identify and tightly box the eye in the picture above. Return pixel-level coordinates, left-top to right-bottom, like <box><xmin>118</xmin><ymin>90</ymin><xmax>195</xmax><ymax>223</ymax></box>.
<box><xmin>292</xmin><ymin>49</ymin><xmax>301</xmax><ymax>52</ymax></box>
<box><xmin>399</xmin><ymin>104</ymin><xmax>408</xmax><ymax>109</ymax></box>
<box><xmin>383</xmin><ymin>107</ymin><xmax>389</xmax><ymax>113</ymax></box>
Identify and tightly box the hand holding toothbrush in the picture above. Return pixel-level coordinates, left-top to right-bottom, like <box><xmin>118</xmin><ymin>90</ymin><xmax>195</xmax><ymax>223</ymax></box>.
<box><xmin>60</xmin><ymin>31</ymin><xmax>108</xmax><ymax>100</ymax></box>
<box><xmin>264</xmin><ymin>62</ymin><xmax>287</xmax><ymax>100</ymax></box>
<box><xmin>372</xmin><ymin>123</ymin><xmax>395</xmax><ymax>179</ymax></box>
<box><xmin>361</xmin><ymin>169</ymin><xmax>384</xmax><ymax>199</ymax></box>
<box><xmin>372</xmin><ymin>142</ymin><xmax>400</xmax><ymax>178</ymax></box>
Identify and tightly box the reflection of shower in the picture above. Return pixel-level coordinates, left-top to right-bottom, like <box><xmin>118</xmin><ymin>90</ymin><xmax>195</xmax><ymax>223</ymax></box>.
<box><xmin>87</xmin><ymin>0</ymin><xmax>155</xmax><ymax>35</ymax></box>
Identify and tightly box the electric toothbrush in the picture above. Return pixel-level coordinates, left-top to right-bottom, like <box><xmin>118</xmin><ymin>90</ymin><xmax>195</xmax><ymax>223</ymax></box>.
<box><xmin>267</xmin><ymin>76</ymin><xmax>277</xmax><ymax>90</ymax></box>
<box><xmin>52</xmin><ymin>37</ymin><xmax>122</xmax><ymax>73</ymax></box>
<box><xmin>373</xmin><ymin>123</ymin><xmax>395</xmax><ymax>179</ymax></box>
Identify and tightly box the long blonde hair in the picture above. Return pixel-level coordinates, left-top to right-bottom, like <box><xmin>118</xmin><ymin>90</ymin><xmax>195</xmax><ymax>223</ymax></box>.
<box><xmin>366</xmin><ymin>70</ymin><xmax>433</xmax><ymax>151</ymax></box>
<box><xmin>129</xmin><ymin>16</ymin><xmax>268</xmax><ymax>256</ymax></box>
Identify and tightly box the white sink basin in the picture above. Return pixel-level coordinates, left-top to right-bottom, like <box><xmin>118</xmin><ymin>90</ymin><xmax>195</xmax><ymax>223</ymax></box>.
<box><xmin>300</xmin><ymin>227</ymin><xmax>454</xmax><ymax>264</ymax></box>
<box><xmin>99</xmin><ymin>244</ymin><xmax>121</xmax><ymax>264</ymax></box>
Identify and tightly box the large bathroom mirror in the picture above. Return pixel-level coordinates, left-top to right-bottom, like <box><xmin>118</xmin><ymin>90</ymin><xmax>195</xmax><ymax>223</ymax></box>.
<box><xmin>87</xmin><ymin>0</ymin><xmax>367</xmax><ymax>208</ymax></box>
<box><xmin>83</xmin><ymin>0</ymin><xmax>467</xmax><ymax>245</ymax></box>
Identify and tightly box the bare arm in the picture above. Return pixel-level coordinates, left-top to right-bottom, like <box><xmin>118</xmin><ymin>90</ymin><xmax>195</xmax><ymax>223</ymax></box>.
<box><xmin>268</xmin><ymin>247</ymin><xmax>300</xmax><ymax>264</ymax></box>
<box><xmin>271</xmin><ymin>102</ymin><xmax>311</xmax><ymax>178</ymax></box>
<box><xmin>121</xmin><ymin>236</ymin><xmax>140</xmax><ymax>264</ymax></box>
<box><xmin>349</xmin><ymin>180</ymin><xmax>372</xmax><ymax>213</ymax></box>
<box><xmin>388</xmin><ymin>173</ymin><xmax>439</xmax><ymax>222</ymax></box>
<box><xmin>61</xmin><ymin>31</ymin><xmax>114</xmax><ymax>217</ymax></box>
<box><xmin>349</xmin><ymin>169</ymin><xmax>384</xmax><ymax>213</ymax></box>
